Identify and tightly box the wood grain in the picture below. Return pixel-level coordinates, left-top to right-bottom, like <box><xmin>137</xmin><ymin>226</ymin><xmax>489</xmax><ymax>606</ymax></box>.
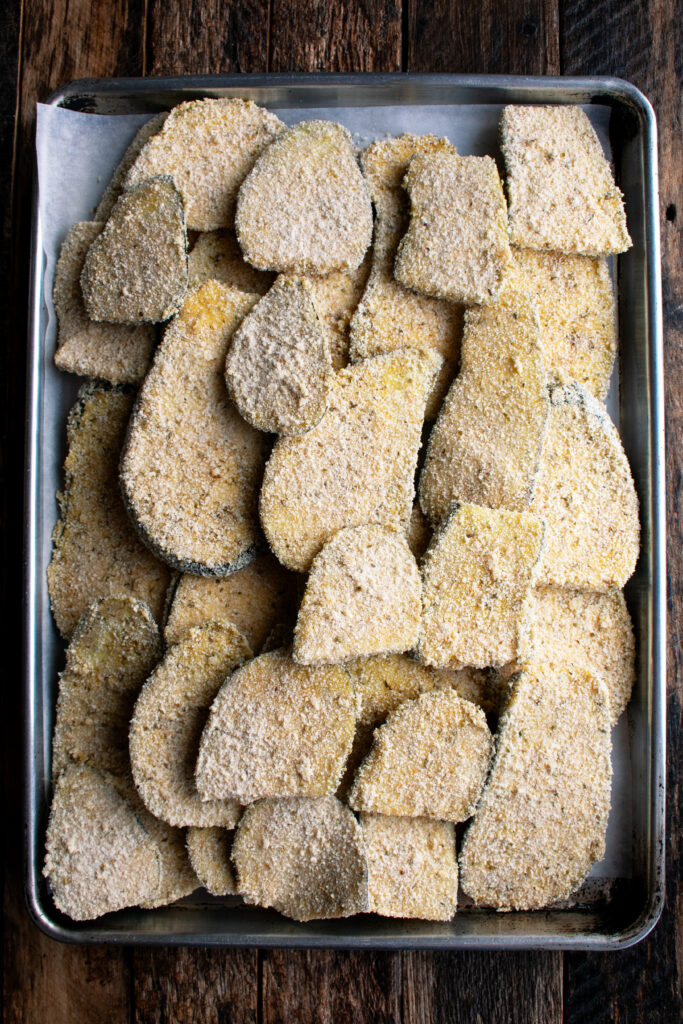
<box><xmin>146</xmin><ymin>0</ymin><xmax>270</xmax><ymax>76</ymax></box>
<box><xmin>269</xmin><ymin>0</ymin><xmax>401</xmax><ymax>71</ymax></box>
<box><xmin>132</xmin><ymin>948</ymin><xmax>258</xmax><ymax>1023</ymax></box>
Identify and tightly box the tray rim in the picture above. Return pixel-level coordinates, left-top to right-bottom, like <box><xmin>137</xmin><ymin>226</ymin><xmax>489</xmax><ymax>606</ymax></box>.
<box><xmin>24</xmin><ymin>71</ymin><xmax>666</xmax><ymax>951</ymax></box>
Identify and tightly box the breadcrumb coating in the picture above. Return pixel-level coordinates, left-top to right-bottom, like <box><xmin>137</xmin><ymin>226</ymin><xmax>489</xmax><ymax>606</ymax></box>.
<box><xmin>308</xmin><ymin>256</ymin><xmax>371</xmax><ymax>370</ymax></box>
<box><xmin>186</xmin><ymin>827</ymin><xmax>237</xmax><ymax>896</ymax></box>
<box><xmin>96</xmin><ymin>113</ymin><xmax>169</xmax><ymax>222</ymax></box>
<box><xmin>187</xmin><ymin>230</ymin><xmax>274</xmax><ymax>295</ymax></box>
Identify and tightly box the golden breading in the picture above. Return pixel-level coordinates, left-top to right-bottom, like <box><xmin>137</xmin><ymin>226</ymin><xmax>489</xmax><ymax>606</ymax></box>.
<box><xmin>51</xmin><ymin>596</ymin><xmax>161</xmax><ymax>782</ymax></box>
<box><xmin>164</xmin><ymin>553</ymin><xmax>298</xmax><ymax>652</ymax></box>
<box><xmin>120</xmin><ymin>282</ymin><xmax>267</xmax><ymax>576</ymax></box>
<box><xmin>95</xmin><ymin>113</ymin><xmax>169</xmax><ymax>221</ymax></box>
<box><xmin>530</xmin><ymin>586</ymin><xmax>635</xmax><ymax>723</ymax></box>
<box><xmin>260</xmin><ymin>348</ymin><xmax>442</xmax><ymax>572</ymax></box>
<box><xmin>361</xmin><ymin>813</ymin><xmax>457</xmax><ymax>921</ymax></box>
<box><xmin>232</xmin><ymin>796</ymin><xmax>368</xmax><ymax>921</ymax></box>
<box><xmin>293</xmin><ymin>525</ymin><xmax>422</xmax><ymax>665</ymax></box>
<box><xmin>47</xmin><ymin>383</ymin><xmax>170</xmax><ymax>639</ymax></box>
<box><xmin>419</xmin><ymin>291</ymin><xmax>548</xmax><ymax>523</ymax></box>
<box><xmin>195</xmin><ymin>649</ymin><xmax>356</xmax><ymax>803</ymax></box>
<box><xmin>225</xmin><ymin>275</ymin><xmax>332</xmax><ymax>435</ymax></box>
<box><xmin>394</xmin><ymin>152</ymin><xmax>512</xmax><ymax>305</ymax></box>
<box><xmin>53</xmin><ymin>221</ymin><xmax>156</xmax><ymax>383</ymax></box>
<box><xmin>349</xmin><ymin>689</ymin><xmax>492</xmax><ymax>821</ymax></box>
<box><xmin>236</xmin><ymin>120</ymin><xmax>373</xmax><ymax>275</ymax></box>
<box><xmin>186</xmin><ymin>827</ymin><xmax>237</xmax><ymax>896</ymax></box>
<box><xmin>349</xmin><ymin>135</ymin><xmax>463</xmax><ymax>417</ymax></box>
<box><xmin>187</xmin><ymin>229</ymin><xmax>275</xmax><ymax>295</ymax></box>
<box><xmin>43</xmin><ymin>765</ymin><xmax>161</xmax><ymax>921</ymax></box>
<box><xmin>508</xmin><ymin>248</ymin><xmax>617</xmax><ymax>400</ymax></box>
<box><xmin>407</xmin><ymin>502</ymin><xmax>432</xmax><ymax>562</ymax></box>
<box><xmin>528</xmin><ymin>382</ymin><xmax>639</xmax><ymax>590</ymax></box>
<box><xmin>125</xmin><ymin>98</ymin><xmax>284</xmax><ymax>231</ymax></box>
<box><xmin>500</xmin><ymin>105</ymin><xmax>632</xmax><ymax>255</ymax></box>
<box><xmin>308</xmin><ymin>256</ymin><xmax>371</xmax><ymax>370</ymax></box>
<box><xmin>418</xmin><ymin>503</ymin><xmax>544</xmax><ymax>669</ymax></box>
<box><xmin>459</xmin><ymin>663</ymin><xmax>612</xmax><ymax>910</ymax></box>
<box><xmin>81</xmin><ymin>176</ymin><xmax>188</xmax><ymax>324</ymax></box>
<box><xmin>129</xmin><ymin>622</ymin><xmax>251</xmax><ymax>828</ymax></box>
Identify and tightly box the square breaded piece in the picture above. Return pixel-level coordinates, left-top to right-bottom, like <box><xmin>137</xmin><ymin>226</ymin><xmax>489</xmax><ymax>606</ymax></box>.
<box><xmin>361</xmin><ymin>813</ymin><xmax>457</xmax><ymax>921</ymax></box>
<box><xmin>419</xmin><ymin>290</ymin><xmax>548</xmax><ymax>524</ymax></box>
<box><xmin>53</xmin><ymin>222</ymin><xmax>156</xmax><ymax>384</ymax></box>
<box><xmin>236</xmin><ymin>120</ymin><xmax>373</xmax><ymax>276</ymax></box>
<box><xmin>293</xmin><ymin>525</ymin><xmax>422</xmax><ymax>665</ymax></box>
<box><xmin>187</xmin><ymin>230</ymin><xmax>274</xmax><ymax>295</ymax></box>
<box><xmin>528</xmin><ymin>382</ymin><xmax>640</xmax><ymax>590</ymax></box>
<box><xmin>186</xmin><ymin>827</ymin><xmax>236</xmax><ymax>896</ymax></box>
<box><xmin>394</xmin><ymin>153</ymin><xmax>512</xmax><ymax>305</ymax></box>
<box><xmin>418</xmin><ymin>503</ymin><xmax>544</xmax><ymax>669</ymax></box>
<box><xmin>459</xmin><ymin>663</ymin><xmax>612</xmax><ymax>910</ymax></box>
<box><xmin>508</xmin><ymin>248</ymin><xmax>617</xmax><ymax>399</ymax></box>
<box><xmin>501</xmin><ymin>105</ymin><xmax>631</xmax><ymax>254</ymax></box>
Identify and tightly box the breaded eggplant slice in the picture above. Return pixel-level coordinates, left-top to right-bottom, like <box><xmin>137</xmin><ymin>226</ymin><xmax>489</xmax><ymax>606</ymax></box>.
<box><xmin>186</xmin><ymin>827</ymin><xmax>237</xmax><ymax>896</ymax></box>
<box><xmin>53</xmin><ymin>221</ymin><xmax>156</xmax><ymax>383</ymax></box>
<box><xmin>361</xmin><ymin>813</ymin><xmax>457</xmax><ymax>921</ymax></box>
<box><xmin>528</xmin><ymin>382</ymin><xmax>639</xmax><ymax>590</ymax></box>
<box><xmin>236</xmin><ymin>120</ymin><xmax>373</xmax><ymax>275</ymax></box>
<box><xmin>508</xmin><ymin>248</ymin><xmax>617</xmax><ymax>399</ymax></box>
<box><xmin>164</xmin><ymin>553</ymin><xmax>297</xmax><ymax>652</ymax></box>
<box><xmin>51</xmin><ymin>596</ymin><xmax>161</xmax><ymax>782</ymax></box>
<box><xmin>418</xmin><ymin>503</ymin><xmax>544</xmax><ymax>669</ymax></box>
<box><xmin>350</xmin><ymin>135</ymin><xmax>463</xmax><ymax>417</ymax></box>
<box><xmin>395</xmin><ymin>152</ymin><xmax>512</xmax><ymax>305</ymax></box>
<box><xmin>43</xmin><ymin>765</ymin><xmax>161</xmax><ymax>921</ymax></box>
<box><xmin>232</xmin><ymin>796</ymin><xmax>368</xmax><ymax>921</ymax></box>
<box><xmin>195</xmin><ymin>649</ymin><xmax>356</xmax><ymax>803</ymax></box>
<box><xmin>95</xmin><ymin>113</ymin><xmax>169</xmax><ymax>221</ymax></box>
<box><xmin>134</xmin><ymin>805</ymin><xmax>199</xmax><ymax>908</ymax></box>
<box><xmin>530</xmin><ymin>586</ymin><xmax>635</xmax><ymax>723</ymax></box>
<box><xmin>419</xmin><ymin>291</ymin><xmax>548</xmax><ymax>523</ymax></box>
<box><xmin>47</xmin><ymin>383</ymin><xmax>170</xmax><ymax>639</ymax></box>
<box><xmin>500</xmin><ymin>105</ymin><xmax>631</xmax><ymax>255</ymax></box>
<box><xmin>225</xmin><ymin>275</ymin><xmax>332</xmax><ymax>435</ymax></box>
<box><xmin>260</xmin><ymin>348</ymin><xmax>442</xmax><ymax>572</ymax></box>
<box><xmin>459</xmin><ymin>663</ymin><xmax>612</xmax><ymax>910</ymax></box>
<box><xmin>125</xmin><ymin>98</ymin><xmax>284</xmax><ymax>231</ymax></box>
<box><xmin>120</xmin><ymin>282</ymin><xmax>267</xmax><ymax>576</ymax></box>
<box><xmin>81</xmin><ymin>176</ymin><xmax>188</xmax><ymax>324</ymax></box>
<box><xmin>349</xmin><ymin>690</ymin><xmax>492</xmax><ymax>821</ymax></box>
<box><xmin>187</xmin><ymin>229</ymin><xmax>274</xmax><ymax>295</ymax></box>
<box><xmin>294</xmin><ymin>524</ymin><xmax>421</xmax><ymax>665</ymax></box>
<box><xmin>130</xmin><ymin>622</ymin><xmax>251</xmax><ymax>828</ymax></box>
<box><xmin>308</xmin><ymin>256</ymin><xmax>371</xmax><ymax>370</ymax></box>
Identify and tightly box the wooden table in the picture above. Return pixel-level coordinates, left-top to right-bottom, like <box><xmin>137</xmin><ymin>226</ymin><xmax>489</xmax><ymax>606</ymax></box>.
<box><xmin>2</xmin><ymin>1</ymin><xmax>680</xmax><ymax>1020</ymax></box>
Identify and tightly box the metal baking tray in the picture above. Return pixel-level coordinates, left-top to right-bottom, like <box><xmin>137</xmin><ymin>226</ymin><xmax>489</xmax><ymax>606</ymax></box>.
<box><xmin>24</xmin><ymin>73</ymin><xmax>665</xmax><ymax>950</ymax></box>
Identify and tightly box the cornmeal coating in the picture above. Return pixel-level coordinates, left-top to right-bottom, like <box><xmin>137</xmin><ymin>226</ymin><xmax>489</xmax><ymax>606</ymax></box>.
<box><xmin>361</xmin><ymin>813</ymin><xmax>457</xmax><ymax>920</ymax></box>
<box><xmin>120</xmin><ymin>282</ymin><xmax>267</xmax><ymax>576</ymax></box>
<box><xmin>418</xmin><ymin>503</ymin><xmax>544</xmax><ymax>669</ymax></box>
<box><xmin>260</xmin><ymin>348</ymin><xmax>442</xmax><ymax>572</ymax></box>
<box><xmin>459</xmin><ymin>663</ymin><xmax>612</xmax><ymax>910</ymax></box>
<box><xmin>225</xmin><ymin>275</ymin><xmax>332</xmax><ymax>435</ymax></box>
<box><xmin>293</xmin><ymin>525</ymin><xmax>421</xmax><ymax>665</ymax></box>
<box><xmin>232</xmin><ymin>796</ymin><xmax>368</xmax><ymax>921</ymax></box>
<box><xmin>130</xmin><ymin>622</ymin><xmax>251</xmax><ymax>828</ymax></box>
<box><xmin>81</xmin><ymin>176</ymin><xmax>188</xmax><ymax>324</ymax></box>
<box><xmin>308</xmin><ymin>256</ymin><xmax>371</xmax><ymax>370</ymax></box>
<box><xmin>187</xmin><ymin>230</ymin><xmax>274</xmax><ymax>295</ymax></box>
<box><xmin>44</xmin><ymin>765</ymin><xmax>161</xmax><ymax>921</ymax></box>
<box><xmin>195</xmin><ymin>649</ymin><xmax>356</xmax><ymax>803</ymax></box>
<box><xmin>51</xmin><ymin>596</ymin><xmax>161</xmax><ymax>782</ymax></box>
<box><xmin>530</xmin><ymin>586</ymin><xmax>635</xmax><ymax>723</ymax></box>
<box><xmin>395</xmin><ymin>152</ymin><xmax>512</xmax><ymax>305</ymax></box>
<box><xmin>95</xmin><ymin>113</ymin><xmax>169</xmax><ymax>221</ymax></box>
<box><xmin>508</xmin><ymin>248</ymin><xmax>616</xmax><ymax>400</ymax></box>
<box><xmin>164</xmin><ymin>553</ymin><xmax>297</xmax><ymax>652</ymax></box>
<box><xmin>47</xmin><ymin>383</ymin><xmax>170</xmax><ymax>639</ymax></box>
<box><xmin>349</xmin><ymin>689</ymin><xmax>492</xmax><ymax>821</ymax></box>
<box><xmin>528</xmin><ymin>382</ymin><xmax>639</xmax><ymax>590</ymax></box>
<box><xmin>236</xmin><ymin>120</ymin><xmax>373</xmax><ymax>275</ymax></box>
<box><xmin>53</xmin><ymin>221</ymin><xmax>156</xmax><ymax>383</ymax></box>
<box><xmin>419</xmin><ymin>291</ymin><xmax>548</xmax><ymax>523</ymax></box>
<box><xmin>125</xmin><ymin>98</ymin><xmax>284</xmax><ymax>231</ymax></box>
<box><xmin>186</xmin><ymin>827</ymin><xmax>237</xmax><ymax>896</ymax></box>
<box><xmin>500</xmin><ymin>105</ymin><xmax>631</xmax><ymax>255</ymax></box>
<box><xmin>349</xmin><ymin>135</ymin><xmax>463</xmax><ymax>417</ymax></box>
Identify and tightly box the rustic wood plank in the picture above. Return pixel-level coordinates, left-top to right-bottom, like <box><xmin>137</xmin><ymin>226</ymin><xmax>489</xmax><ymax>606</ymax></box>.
<box><xmin>269</xmin><ymin>0</ymin><xmax>401</xmax><ymax>72</ymax></box>
<box><xmin>132</xmin><ymin>948</ymin><xmax>258</xmax><ymax>1024</ymax></box>
<box><xmin>406</xmin><ymin>0</ymin><xmax>560</xmax><ymax>74</ymax></box>
<box><xmin>146</xmin><ymin>0</ymin><xmax>270</xmax><ymax>76</ymax></box>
